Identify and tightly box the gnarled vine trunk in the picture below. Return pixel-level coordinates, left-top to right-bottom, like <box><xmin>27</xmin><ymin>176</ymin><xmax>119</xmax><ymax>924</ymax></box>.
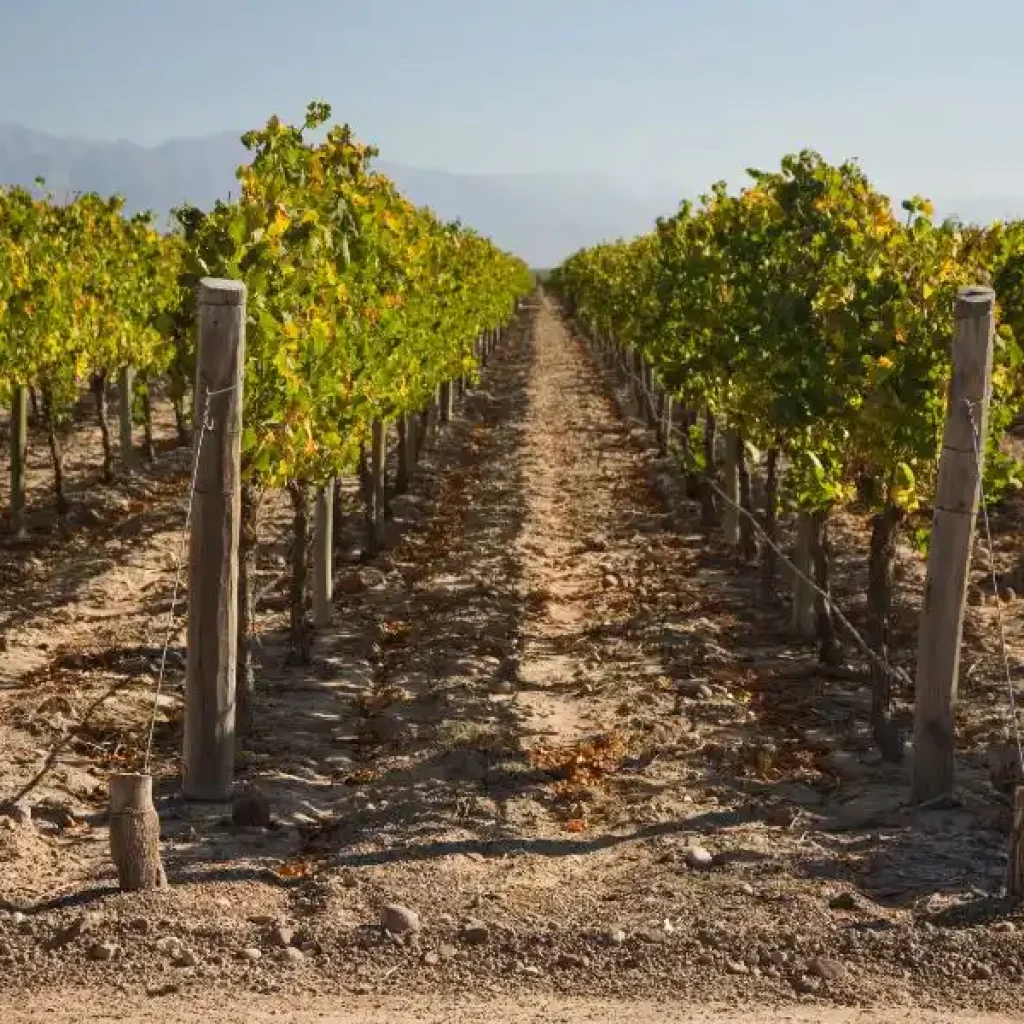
<box><xmin>42</xmin><ymin>387</ymin><xmax>68</xmax><ymax>515</ymax></box>
<box><xmin>287</xmin><ymin>481</ymin><xmax>312</xmax><ymax>663</ymax></box>
<box><xmin>236</xmin><ymin>484</ymin><xmax>258</xmax><ymax>741</ymax></box>
<box><xmin>700</xmin><ymin>407</ymin><xmax>717</xmax><ymax>528</ymax></box>
<box><xmin>760</xmin><ymin>448</ymin><xmax>780</xmax><ymax>603</ymax></box>
<box><xmin>810</xmin><ymin>509</ymin><xmax>840</xmax><ymax>666</ymax></box>
<box><xmin>91</xmin><ymin>371</ymin><xmax>114</xmax><ymax>483</ymax></box>
<box><xmin>867</xmin><ymin>502</ymin><xmax>904</xmax><ymax>727</ymax></box>
<box><xmin>737</xmin><ymin>434</ymin><xmax>758</xmax><ymax>562</ymax></box>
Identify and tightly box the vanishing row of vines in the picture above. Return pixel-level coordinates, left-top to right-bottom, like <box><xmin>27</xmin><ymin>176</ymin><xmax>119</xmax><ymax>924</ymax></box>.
<box><xmin>0</xmin><ymin>101</ymin><xmax>533</xmax><ymax>729</ymax></box>
<box><xmin>550</xmin><ymin>150</ymin><xmax>1024</xmax><ymax>740</ymax></box>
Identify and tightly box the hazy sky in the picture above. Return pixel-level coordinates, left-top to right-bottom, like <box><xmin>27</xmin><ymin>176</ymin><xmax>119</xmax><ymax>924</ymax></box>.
<box><xmin>1</xmin><ymin>0</ymin><xmax>1021</xmax><ymax>201</ymax></box>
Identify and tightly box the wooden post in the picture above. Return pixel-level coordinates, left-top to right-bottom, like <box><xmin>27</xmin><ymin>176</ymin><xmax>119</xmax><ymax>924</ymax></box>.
<box><xmin>109</xmin><ymin>773</ymin><xmax>166</xmax><ymax>890</ymax></box>
<box><xmin>183</xmin><ymin>278</ymin><xmax>245</xmax><ymax>802</ymax></box>
<box><xmin>119</xmin><ymin>366</ymin><xmax>136</xmax><ymax>470</ymax></box>
<box><xmin>396</xmin><ymin>412</ymin><xmax>415</xmax><ymax>493</ymax></box>
<box><xmin>723</xmin><ymin>428</ymin><xmax>741</xmax><ymax>547</ymax></box>
<box><xmin>313</xmin><ymin>480</ymin><xmax>333</xmax><ymax>628</ymax></box>
<box><xmin>10</xmin><ymin>385</ymin><xmax>28</xmax><ymax>538</ymax></box>
<box><xmin>912</xmin><ymin>286</ymin><xmax>995</xmax><ymax>803</ymax></box>
<box><xmin>1010</xmin><ymin>787</ymin><xmax>1024</xmax><ymax>907</ymax></box>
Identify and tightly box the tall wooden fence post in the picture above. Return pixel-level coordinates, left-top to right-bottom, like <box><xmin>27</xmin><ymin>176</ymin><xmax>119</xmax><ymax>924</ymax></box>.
<box><xmin>10</xmin><ymin>385</ymin><xmax>28</xmax><ymax>538</ymax></box>
<box><xmin>912</xmin><ymin>286</ymin><xmax>995</xmax><ymax>803</ymax></box>
<box><xmin>119</xmin><ymin>366</ymin><xmax>136</xmax><ymax>470</ymax></box>
<box><xmin>313</xmin><ymin>480</ymin><xmax>334</xmax><ymax>628</ymax></box>
<box><xmin>183</xmin><ymin>278</ymin><xmax>245</xmax><ymax>802</ymax></box>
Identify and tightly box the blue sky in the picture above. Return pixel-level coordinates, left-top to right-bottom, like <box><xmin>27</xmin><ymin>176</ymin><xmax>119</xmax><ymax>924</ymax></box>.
<box><xmin>1</xmin><ymin>0</ymin><xmax>1021</xmax><ymax>201</ymax></box>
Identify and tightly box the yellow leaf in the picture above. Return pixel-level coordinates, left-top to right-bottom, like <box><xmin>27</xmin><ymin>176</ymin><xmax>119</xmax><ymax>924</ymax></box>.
<box><xmin>878</xmin><ymin>355</ymin><xmax>894</xmax><ymax>369</ymax></box>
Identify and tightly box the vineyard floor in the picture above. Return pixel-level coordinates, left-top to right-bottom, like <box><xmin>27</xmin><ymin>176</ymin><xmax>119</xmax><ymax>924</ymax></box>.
<box><xmin>0</xmin><ymin>296</ymin><xmax>1023</xmax><ymax>1019</ymax></box>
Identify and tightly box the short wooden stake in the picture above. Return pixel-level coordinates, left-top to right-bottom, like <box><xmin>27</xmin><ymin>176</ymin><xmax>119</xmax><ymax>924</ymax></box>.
<box><xmin>109</xmin><ymin>773</ymin><xmax>167</xmax><ymax>891</ymax></box>
<box><xmin>912</xmin><ymin>287</ymin><xmax>995</xmax><ymax>803</ymax></box>
<box><xmin>119</xmin><ymin>366</ymin><xmax>136</xmax><ymax>470</ymax></box>
<box><xmin>183</xmin><ymin>278</ymin><xmax>245</xmax><ymax>802</ymax></box>
<box><xmin>313</xmin><ymin>480</ymin><xmax>334</xmax><ymax>628</ymax></box>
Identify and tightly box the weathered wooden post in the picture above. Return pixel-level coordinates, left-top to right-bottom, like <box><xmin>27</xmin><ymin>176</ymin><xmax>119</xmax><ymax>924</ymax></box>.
<box><xmin>119</xmin><ymin>366</ymin><xmax>136</xmax><ymax>470</ymax></box>
<box><xmin>912</xmin><ymin>286</ymin><xmax>995</xmax><ymax>803</ymax></box>
<box><xmin>313</xmin><ymin>481</ymin><xmax>334</xmax><ymax>628</ymax></box>
<box><xmin>396</xmin><ymin>412</ymin><xmax>415</xmax><ymax>493</ymax></box>
<box><xmin>10</xmin><ymin>385</ymin><xmax>28</xmax><ymax>538</ymax></box>
<box><xmin>183</xmin><ymin>278</ymin><xmax>245</xmax><ymax>802</ymax></box>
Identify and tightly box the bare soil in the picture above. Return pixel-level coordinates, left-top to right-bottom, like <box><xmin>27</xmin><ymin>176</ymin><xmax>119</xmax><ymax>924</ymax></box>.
<box><xmin>0</xmin><ymin>295</ymin><xmax>1022</xmax><ymax>1019</ymax></box>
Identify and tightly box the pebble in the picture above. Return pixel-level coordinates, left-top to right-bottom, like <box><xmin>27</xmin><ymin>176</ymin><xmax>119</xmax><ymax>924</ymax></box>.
<box><xmin>739</xmin><ymin>883</ymin><xmax>755</xmax><ymax>896</ymax></box>
<box><xmin>685</xmin><ymin>845</ymin><xmax>714</xmax><ymax>870</ymax></box>
<box><xmin>282</xmin><ymin>946</ymin><xmax>305</xmax><ymax>963</ymax></box>
<box><xmin>173</xmin><ymin>948</ymin><xmax>198</xmax><ymax>968</ymax></box>
<box><xmin>380</xmin><ymin>904</ymin><xmax>421</xmax><ymax>936</ymax></box>
<box><xmin>490</xmin><ymin>679</ymin><xmax>515</xmax><ymax>695</ymax></box>
<box><xmin>438</xmin><ymin>943</ymin><xmax>458</xmax><ymax>961</ymax></box>
<box><xmin>726</xmin><ymin>960</ymin><xmax>748</xmax><ymax>975</ymax></box>
<box><xmin>11</xmin><ymin>912</ymin><xmax>25</xmax><ymax>926</ymax></box>
<box><xmin>808</xmin><ymin>956</ymin><xmax>846</xmax><ymax>983</ymax></box>
<box><xmin>793</xmin><ymin>975</ymin><xmax>822</xmax><ymax>995</ymax></box>
<box><xmin>88</xmin><ymin>941</ymin><xmax>119</xmax><ymax>962</ymax></box>
<box><xmin>558</xmin><ymin>952</ymin><xmax>591</xmax><ymax>969</ymax></box>
<box><xmin>422</xmin><ymin>951</ymin><xmax>440</xmax><ymax>967</ymax></box>
<box><xmin>606</xmin><ymin>927</ymin><xmax>627</xmax><ymax>946</ymax></box>
<box><xmin>270</xmin><ymin>923</ymin><xmax>295</xmax><ymax>948</ymax></box>
<box><xmin>662</xmin><ymin>918</ymin><xmax>676</xmax><ymax>934</ymax></box>
<box><xmin>460</xmin><ymin>919</ymin><xmax>490</xmax><ymax>946</ymax></box>
<box><xmin>242</xmin><ymin>948</ymin><xmax>263</xmax><ymax>961</ymax></box>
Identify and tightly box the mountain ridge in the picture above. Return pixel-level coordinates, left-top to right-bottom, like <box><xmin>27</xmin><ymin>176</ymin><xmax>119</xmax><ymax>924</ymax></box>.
<box><xmin>0</xmin><ymin>123</ymin><xmax>668</xmax><ymax>266</ymax></box>
<box><xmin>3</xmin><ymin>124</ymin><xmax>1023</xmax><ymax>265</ymax></box>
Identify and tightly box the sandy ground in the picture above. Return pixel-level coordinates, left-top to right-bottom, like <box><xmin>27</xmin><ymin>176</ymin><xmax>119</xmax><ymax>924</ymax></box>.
<box><xmin>0</xmin><ymin>295</ymin><xmax>1022</xmax><ymax>1018</ymax></box>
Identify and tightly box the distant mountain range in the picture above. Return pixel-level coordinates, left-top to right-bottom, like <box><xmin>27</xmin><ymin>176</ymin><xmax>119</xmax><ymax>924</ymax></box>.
<box><xmin>0</xmin><ymin>124</ymin><xmax>670</xmax><ymax>267</ymax></box>
<box><xmin>3</xmin><ymin>124</ymin><xmax>1023</xmax><ymax>266</ymax></box>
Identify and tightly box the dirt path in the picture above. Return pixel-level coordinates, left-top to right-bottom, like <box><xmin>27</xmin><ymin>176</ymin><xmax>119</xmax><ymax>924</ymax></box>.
<box><xmin>3</xmin><ymin>990</ymin><xmax>1018</xmax><ymax>1024</ymax></box>
<box><xmin>513</xmin><ymin>294</ymin><xmax>666</xmax><ymax>745</ymax></box>
<box><xmin>0</xmin><ymin>295</ymin><xmax>1022</xmax><ymax>1016</ymax></box>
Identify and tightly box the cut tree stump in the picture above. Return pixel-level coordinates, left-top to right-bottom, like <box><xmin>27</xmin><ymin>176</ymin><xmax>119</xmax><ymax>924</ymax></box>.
<box><xmin>109</xmin><ymin>773</ymin><xmax>167</xmax><ymax>891</ymax></box>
